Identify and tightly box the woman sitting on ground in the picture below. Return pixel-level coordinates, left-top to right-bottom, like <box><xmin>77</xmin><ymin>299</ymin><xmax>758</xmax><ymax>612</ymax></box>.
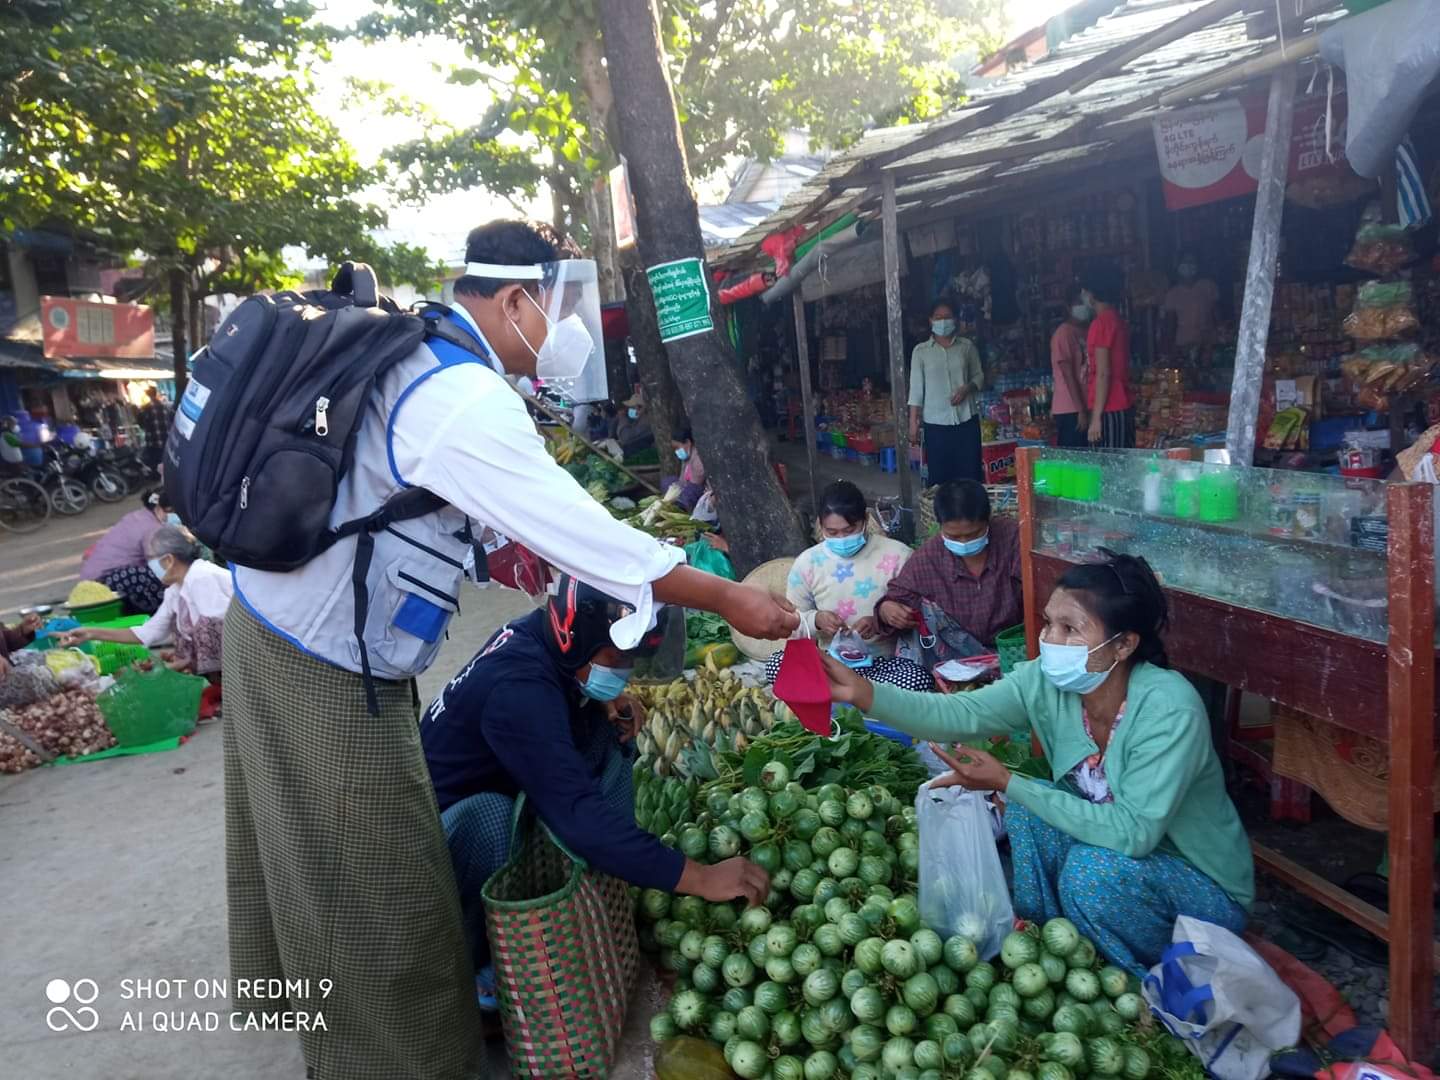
<box><xmin>875</xmin><ymin>480</ymin><xmax>1022</xmax><ymax>663</ymax></box>
<box><xmin>821</xmin><ymin>550</ymin><xmax>1252</xmax><ymax>975</ymax></box>
<box><xmin>765</xmin><ymin>480</ymin><xmax>932</xmax><ymax>691</ymax></box>
<box><xmin>64</xmin><ymin>526</ymin><xmax>233</xmax><ymax>677</ymax></box>
<box><xmin>671</xmin><ymin>428</ymin><xmax>708</xmax><ymax>514</ymax></box>
<box><xmin>77</xmin><ymin>488</ymin><xmax>178</xmax><ymax>615</ymax></box>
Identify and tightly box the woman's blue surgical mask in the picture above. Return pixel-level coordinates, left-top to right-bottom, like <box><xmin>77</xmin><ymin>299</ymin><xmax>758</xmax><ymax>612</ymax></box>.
<box><xmin>1071</xmin><ymin>304</ymin><xmax>1094</xmax><ymax>323</ymax></box>
<box><xmin>1038</xmin><ymin>632</ymin><xmax>1121</xmax><ymax>694</ymax></box>
<box><xmin>627</xmin><ymin>407</ymin><xmax>639</xmax><ymax>420</ymax></box>
<box><xmin>580</xmin><ymin>662</ymin><xmax>632</xmax><ymax>702</ymax></box>
<box><xmin>943</xmin><ymin>530</ymin><xmax>989</xmax><ymax>558</ymax></box>
<box><xmin>932</xmin><ymin>318</ymin><xmax>957</xmax><ymax>338</ymax></box>
<box><xmin>147</xmin><ymin>557</ymin><xmax>169</xmax><ymax>581</ymax></box>
<box><xmin>675</xmin><ymin>446</ymin><xmax>690</xmax><ymax>462</ymax></box>
<box><xmin>824</xmin><ymin>532</ymin><xmax>866</xmax><ymax>558</ymax></box>
<box><xmin>165</xmin><ymin>512</ymin><xmax>181</xmax><ymax>526</ymax></box>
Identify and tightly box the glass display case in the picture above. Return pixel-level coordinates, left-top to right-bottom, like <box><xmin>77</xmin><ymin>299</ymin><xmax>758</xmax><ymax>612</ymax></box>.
<box><xmin>1027</xmin><ymin>448</ymin><xmax>1390</xmax><ymax>641</ymax></box>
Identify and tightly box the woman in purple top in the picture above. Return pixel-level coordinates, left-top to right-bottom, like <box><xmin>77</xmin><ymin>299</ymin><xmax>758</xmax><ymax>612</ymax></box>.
<box><xmin>79</xmin><ymin>489</ymin><xmax>176</xmax><ymax>614</ymax></box>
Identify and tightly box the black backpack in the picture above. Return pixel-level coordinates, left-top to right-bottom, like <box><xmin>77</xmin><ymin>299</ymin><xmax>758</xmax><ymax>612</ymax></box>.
<box><xmin>165</xmin><ymin>263</ymin><xmax>487</xmax><ymax>571</ymax></box>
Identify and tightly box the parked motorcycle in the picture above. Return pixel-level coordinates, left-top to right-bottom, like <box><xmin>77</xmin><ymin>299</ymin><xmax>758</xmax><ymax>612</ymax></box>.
<box><xmin>30</xmin><ymin>445</ymin><xmax>89</xmax><ymax>515</ymax></box>
<box><xmin>62</xmin><ymin>444</ymin><xmax>129</xmax><ymax>503</ymax></box>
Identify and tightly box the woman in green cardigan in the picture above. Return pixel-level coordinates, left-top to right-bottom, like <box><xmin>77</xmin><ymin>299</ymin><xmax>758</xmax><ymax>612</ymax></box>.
<box><xmin>822</xmin><ymin>550</ymin><xmax>1252</xmax><ymax>974</ymax></box>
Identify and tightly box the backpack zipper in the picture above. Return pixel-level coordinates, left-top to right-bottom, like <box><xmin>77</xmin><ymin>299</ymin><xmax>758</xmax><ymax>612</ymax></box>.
<box><xmin>314</xmin><ymin>396</ymin><xmax>330</xmax><ymax>437</ymax></box>
<box><xmin>240</xmin><ymin>477</ymin><xmax>249</xmax><ymax>509</ymax></box>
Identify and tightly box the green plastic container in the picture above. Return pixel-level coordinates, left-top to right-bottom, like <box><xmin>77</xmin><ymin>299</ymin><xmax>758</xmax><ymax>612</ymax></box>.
<box><xmin>1198</xmin><ymin>470</ymin><xmax>1239</xmax><ymax>523</ymax></box>
<box><xmin>97</xmin><ymin>667</ymin><xmax>205</xmax><ymax>747</ymax></box>
<box><xmin>1033</xmin><ymin>458</ymin><xmax>1055</xmax><ymax>496</ymax></box>
<box><xmin>70</xmin><ymin>599</ymin><xmax>124</xmax><ymax>624</ymax></box>
<box><xmin>996</xmin><ymin>624</ymin><xmax>1028</xmax><ymax>674</ymax></box>
<box><xmin>1072</xmin><ymin>464</ymin><xmax>1103</xmax><ymax>502</ymax></box>
<box><xmin>1172</xmin><ymin>476</ymin><xmax>1201</xmax><ymax>519</ymax></box>
<box><xmin>90</xmin><ymin>640</ymin><xmax>152</xmax><ymax>676</ymax></box>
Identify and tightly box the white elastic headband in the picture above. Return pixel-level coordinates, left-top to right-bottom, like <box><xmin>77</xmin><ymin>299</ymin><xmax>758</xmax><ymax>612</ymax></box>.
<box><xmin>464</xmin><ymin>262</ymin><xmax>544</xmax><ymax>280</ymax></box>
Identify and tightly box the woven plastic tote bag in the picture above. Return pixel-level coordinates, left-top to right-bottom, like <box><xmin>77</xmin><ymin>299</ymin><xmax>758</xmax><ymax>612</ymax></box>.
<box><xmin>481</xmin><ymin>793</ymin><xmax>640</xmax><ymax>1077</ymax></box>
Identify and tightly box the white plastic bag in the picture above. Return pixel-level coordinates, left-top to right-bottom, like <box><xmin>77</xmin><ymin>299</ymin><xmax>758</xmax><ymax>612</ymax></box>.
<box><xmin>916</xmin><ymin>781</ymin><xmax>1014</xmax><ymax>959</ymax></box>
<box><xmin>1142</xmin><ymin>915</ymin><xmax>1301</xmax><ymax>1080</ymax></box>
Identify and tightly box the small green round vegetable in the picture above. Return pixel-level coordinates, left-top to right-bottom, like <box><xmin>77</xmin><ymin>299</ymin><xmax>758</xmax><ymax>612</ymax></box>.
<box><xmin>1012</xmin><ymin>962</ymin><xmax>1050</xmax><ymax>998</ymax></box>
<box><xmin>813</xmin><ymin>924</ymin><xmax>845</xmax><ymax>957</ymax></box>
<box><xmin>1098</xmin><ymin>966</ymin><xmax>1131</xmax><ymax>1000</ymax></box>
<box><xmin>1121</xmin><ymin>1046</ymin><xmax>1152</xmax><ymax>1080</ymax></box>
<box><xmin>886</xmin><ymin>1003</ymin><xmax>919</xmax><ymax>1036</ymax></box>
<box><xmin>851</xmin><ymin>1023</ymin><xmax>886</xmax><ymax>1062</ymax></box>
<box><xmin>792</xmin><ymin>942</ymin><xmax>822</xmax><ymax>977</ymax></box>
<box><xmin>803</xmin><ymin>967</ymin><xmax>839</xmax><ymax>1006</ymax></box>
<box><xmin>1065</xmin><ymin>968</ymin><xmax>1102</xmax><ymax>1004</ymax></box>
<box><xmin>827</xmin><ymin>846</ymin><xmax>860</xmax><ymax>879</ymax></box>
<box><xmin>1113</xmin><ymin>992</ymin><xmax>1144</xmax><ymax>1023</ymax></box>
<box><xmin>760</xmin><ymin>759</ymin><xmax>791</xmax><ymax>791</ymax></box>
<box><xmin>723</xmin><ymin>953</ymin><xmax>757</xmax><ymax>988</ymax></box>
<box><xmin>722</xmin><ymin>986</ymin><xmax>752</xmax><ymax>1013</ymax></box>
<box><xmin>765</xmin><ymin>954</ymin><xmax>797</xmax><ymax>984</ymax></box>
<box><xmin>649</xmin><ymin>1013</ymin><xmax>678</xmax><ymax>1042</ymax></box>
<box><xmin>804</xmin><ymin>1049</ymin><xmax>839</xmax><ymax>1080</ymax></box>
<box><xmin>882</xmin><ymin>939</ymin><xmax>920</xmax><ymax>979</ymax></box>
<box><xmin>944</xmin><ymin>934</ymin><xmax>980</xmax><ymax>973</ymax></box>
<box><xmin>731</xmin><ymin>1038</ymin><xmax>768</xmax><ymax>1079</ymax></box>
<box><xmin>754</xmin><ymin>979</ymin><xmax>789</xmax><ymax>1015</ymax></box>
<box><xmin>708</xmin><ymin>1008</ymin><xmax>738</xmax><ymax>1043</ymax></box>
<box><xmin>914</xmin><ymin>1039</ymin><xmax>944</xmax><ymax>1071</ymax></box>
<box><xmin>1041</xmin><ymin>918</ymin><xmax>1081</xmax><ymax>959</ymax></box>
<box><xmin>882</xmin><ymin>1036</ymin><xmax>917</xmax><ymax>1075</ymax></box>
<box><xmin>692</xmin><ymin>961</ymin><xmax>722</xmax><ymax>995</ymax></box>
<box><xmin>738</xmin><ymin>905</ymin><xmax>772</xmax><ymax>938</ymax></box>
<box><xmin>965</xmin><ymin>961</ymin><xmax>997</xmax><ymax>993</ymax></box>
<box><xmin>735</xmin><ymin>1004</ymin><xmax>770</xmax><ymax>1041</ymax></box>
<box><xmin>910</xmin><ymin>927</ymin><xmax>943</xmax><ymax>966</ymax></box>
<box><xmin>902</xmin><ymin>972</ymin><xmax>941</xmax><ymax>1017</ymax></box>
<box><xmin>670</xmin><ymin>988</ymin><xmax>707</xmax><ymax>1029</ymax></box>
<box><xmin>1000</xmin><ymin>930</ymin><xmax>1041</xmax><ymax>970</ymax></box>
<box><xmin>850</xmin><ymin>985</ymin><xmax>887</xmax><ymax>1025</ymax></box>
<box><xmin>773</xmin><ymin>1009</ymin><xmax>803</xmax><ymax>1047</ymax></box>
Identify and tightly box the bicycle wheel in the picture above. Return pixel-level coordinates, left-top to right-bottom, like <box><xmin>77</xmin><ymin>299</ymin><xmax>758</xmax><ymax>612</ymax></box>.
<box><xmin>50</xmin><ymin>478</ymin><xmax>90</xmax><ymax>515</ymax></box>
<box><xmin>92</xmin><ymin>469</ymin><xmax>129</xmax><ymax>503</ymax></box>
<box><xmin>0</xmin><ymin>477</ymin><xmax>52</xmax><ymax>533</ymax></box>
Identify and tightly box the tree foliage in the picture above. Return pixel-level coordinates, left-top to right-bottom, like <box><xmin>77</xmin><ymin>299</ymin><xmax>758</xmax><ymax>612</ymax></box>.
<box><xmin>362</xmin><ymin>0</ymin><xmax>1005</xmax><ymax>232</ymax></box>
<box><xmin>0</xmin><ymin>0</ymin><xmax>430</xmax><ymax>295</ymax></box>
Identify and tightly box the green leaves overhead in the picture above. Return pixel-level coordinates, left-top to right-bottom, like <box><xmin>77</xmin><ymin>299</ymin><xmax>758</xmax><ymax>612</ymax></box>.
<box><xmin>362</xmin><ymin>0</ymin><xmax>1006</xmax><ymax>232</ymax></box>
<box><xmin>1</xmin><ymin>0</ymin><xmax>424</xmax><ymax>293</ymax></box>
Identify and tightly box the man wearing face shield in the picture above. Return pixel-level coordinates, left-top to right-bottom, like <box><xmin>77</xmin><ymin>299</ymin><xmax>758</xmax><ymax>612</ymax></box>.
<box><xmin>222</xmin><ymin>220</ymin><xmax>797</xmax><ymax>1080</ymax></box>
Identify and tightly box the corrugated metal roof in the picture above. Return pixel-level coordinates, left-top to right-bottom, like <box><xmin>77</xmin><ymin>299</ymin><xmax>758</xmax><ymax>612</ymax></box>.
<box><xmin>710</xmin><ymin>0</ymin><xmax>1337</xmax><ymax>270</ymax></box>
<box><xmin>700</xmin><ymin>201</ymin><xmax>781</xmax><ymax>247</ymax></box>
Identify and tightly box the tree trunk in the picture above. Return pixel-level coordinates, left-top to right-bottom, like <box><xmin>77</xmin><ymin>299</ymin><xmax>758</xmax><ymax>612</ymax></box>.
<box><xmin>575</xmin><ymin>33</ymin><xmax>623</xmax><ymax>305</ymax></box>
<box><xmin>598</xmin><ymin>0</ymin><xmax>804</xmax><ymax>573</ymax></box>
<box><xmin>622</xmin><ymin>251</ymin><xmax>682</xmax><ymax>454</ymax></box>
<box><xmin>168</xmin><ymin>267</ymin><xmax>188</xmax><ymax>394</ymax></box>
<box><xmin>188</xmin><ymin>292</ymin><xmax>203</xmax><ymax>353</ymax></box>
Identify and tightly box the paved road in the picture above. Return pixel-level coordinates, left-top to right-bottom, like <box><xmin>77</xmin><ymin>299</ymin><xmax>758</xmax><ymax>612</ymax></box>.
<box><xmin>0</xmin><ymin>496</ymin><xmax>135</xmax><ymax>619</ymax></box>
<box><xmin>0</xmin><ymin>577</ymin><xmax>677</xmax><ymax>1080</ymax></box>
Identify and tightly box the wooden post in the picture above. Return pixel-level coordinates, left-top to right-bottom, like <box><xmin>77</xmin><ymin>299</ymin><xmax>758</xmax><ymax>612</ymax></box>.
<box><xmin>1017</xmin><ymin>445</ymin><xmax>1041</xmax><ymax>659</ymax></box>
<box><xmin>792</xmin><ymin>292</ymin><xmax>821</xmax><ymax>516</ymax></box>
<box><xmin>1226</xmin><ymin>66</ymin><xmax>1296</xmax><ymax>464</ymax></box>
<box><xmin>883</xmin><ymin>173</ymin><xmax>915</xmax><ymax>542</ymax></box>
<box><xmin>1385</xmin><ymin>482</ymin><xmax>1436</xmax><ymax>1061</ymax></box>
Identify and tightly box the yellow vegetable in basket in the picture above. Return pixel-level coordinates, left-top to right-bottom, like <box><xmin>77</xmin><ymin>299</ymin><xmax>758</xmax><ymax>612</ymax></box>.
<box><xmin>44</xmin><ymin>648</ymin><xmax>95</xmax><ymax>677</ymax></box>
<box><xmin>67</xmin><ymin>581</ymin><xmax>118</xmax><ymax>607</ymax></box>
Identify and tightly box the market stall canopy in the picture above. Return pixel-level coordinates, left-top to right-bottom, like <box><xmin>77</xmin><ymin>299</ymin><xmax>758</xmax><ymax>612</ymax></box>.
<box><xmin>709</xmin><ymin>0</ymin><xmax>1354</xmax><ymax>276</ymax></box>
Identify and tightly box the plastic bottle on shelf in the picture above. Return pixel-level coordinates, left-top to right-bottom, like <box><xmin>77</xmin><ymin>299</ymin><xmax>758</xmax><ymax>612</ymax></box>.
<box><xmin>1142</xmin><ymin>461</ymin><xmax>1163</xmax><ymax>515</ymax></box>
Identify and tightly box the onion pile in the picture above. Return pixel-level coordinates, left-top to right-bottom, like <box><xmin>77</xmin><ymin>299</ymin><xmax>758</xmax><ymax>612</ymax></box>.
<box><xmin>0</xmin><ymin>689</ymin><xmax>116</xmax><ymax>772</ymax></box>
<box><xmin>641</xmin><ymin>759</ymin><xmax>1188</xmax><ymax>1080</ymax></box>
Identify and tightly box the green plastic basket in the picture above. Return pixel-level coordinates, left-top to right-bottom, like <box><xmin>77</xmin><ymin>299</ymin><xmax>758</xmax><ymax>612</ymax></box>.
<box><xmin>97</xmin><ymin>667</ymin><xmax>204</xmax><ymax>747</ymax></box>
<box><xmin>70</xmin><ymin>599</ymin><xmax>124</xmax><ymax>624</ymax></box>
<box><xmin>90</xmin><ymin>640</ymin><xmax>152</xmax><ymax>675</ymax></box>
<box><xmin>996</xmin><ymin>624</ymin><xmax>1028</xmax><ymax>674</ymax></box>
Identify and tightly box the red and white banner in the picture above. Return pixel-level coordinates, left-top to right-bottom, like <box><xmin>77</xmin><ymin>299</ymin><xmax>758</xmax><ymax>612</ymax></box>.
<box><xmin>1153</xmin><ymin>92</ymin><xmax>1350</xmax><ymax>211</ymax></box>
<box><xmin>41</xmin><ymin>297</ymin><xmax>155</xmax><ymax>360</ymax></box>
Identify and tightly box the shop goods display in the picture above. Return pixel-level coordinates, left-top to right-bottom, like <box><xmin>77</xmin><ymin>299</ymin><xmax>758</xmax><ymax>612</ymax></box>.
<box><xmin>640</xmin><ymin>756</ymin><xmax>1203</xmax><ymax>1080</ymax></box>
<box><xmin>621</xmin><ymin>495</ymin><xmax>717</xmax><ymax>546</ymax></box>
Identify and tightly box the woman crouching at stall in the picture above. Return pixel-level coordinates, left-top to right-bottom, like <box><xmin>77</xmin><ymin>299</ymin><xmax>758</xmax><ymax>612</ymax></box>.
<box><xmin>820</xmin><ymin>549</ymin><xmax>1252</xmax><ymax>974</ymax></box>
<box><xmin>63</xmin><ymin>526</ymin><xmax>233</xmax><ymax>678</ymax></box>
<box><xmin>766</xmin><ymin>479</ymin><xmax>931</xmax><ymax>691</ymax></box>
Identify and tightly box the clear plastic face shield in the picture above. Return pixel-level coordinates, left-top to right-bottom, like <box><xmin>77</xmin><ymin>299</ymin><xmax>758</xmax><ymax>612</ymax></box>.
<box><xmin>463</xmin><ymin>258</ymin><xmax>608</xmax><ymax>403</ymax></box>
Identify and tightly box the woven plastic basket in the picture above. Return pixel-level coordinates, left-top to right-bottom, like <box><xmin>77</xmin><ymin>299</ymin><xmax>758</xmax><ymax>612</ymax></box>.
<box><xmin>482</xmin><ymin>794</ymin><xmax>639</xmax><ymax>1078</ymax></box>
<box><xmin>995</xmin><ymin>624</ymin><xmax>1028</xmax><ymax>674</ymax></box>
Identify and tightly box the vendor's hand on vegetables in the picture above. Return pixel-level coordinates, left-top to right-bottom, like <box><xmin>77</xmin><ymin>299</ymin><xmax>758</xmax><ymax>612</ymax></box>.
<box><xmin>878</xmin><ymin>600</ymin><xmax>918</xmax><ymax>630</ymax></box>
<box><xmin>679</xmin><ymin>855</ymin><xmax>770</xmax><ymax>906</ymax></box>
<box><xmin>928</xmin><ymin>741</ymin><xmax>1012</xmax><ymax>793</ymax></box>
<box><xmin>820</xmin><ymin>653</ymin><xmax>874</xmax><ymax>713</ymax></box>
<box><xmin>609</xmin><ymin>695</ymin><xmax>646</xmax><ymax>743</ymax></box>
<box><xmin>852</xmin><ymin>614</ymin><xmax>880</xmax><ymax>640</ymax></box>
<box><xmin>58</xmin><ymin>628</ymin><xmax>94</xmax><ymax>646</ymax></box>
<box><xmin>814</xmin><ymin>610</ymin><xmax>844</xmax><ymax>637</ymax></box>
<box><xmin>721</xmin><ymin>584</ymin><xmax>799</xmax><ymax>640</ymax></box>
